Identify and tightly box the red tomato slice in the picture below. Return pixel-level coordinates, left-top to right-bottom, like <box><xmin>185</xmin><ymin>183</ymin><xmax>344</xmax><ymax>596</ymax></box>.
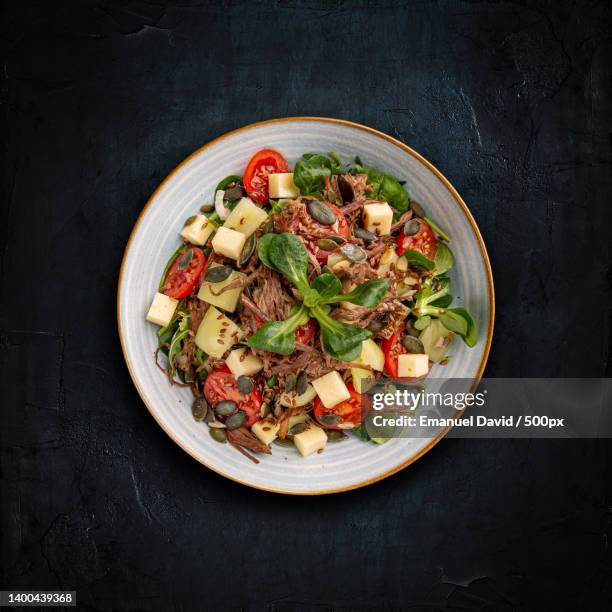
<box><xmin>243</xmin><ymin>148</ymin><xmax>289</xmax><ymax>204</ymax></box>
<box><xmin>253</xmin><ymin>315</ymin><xmax>316</xmax><ymax>344</ymax></box>
<box><xmin>162</xmin><ymin>248</ymin><xmax>206</xmax><ymax>299</ymax></box>
<box><xmin>314</xmin><ymin>384</ymin><xmax>364</xmax><ymax>429</ymax></box>
<box><xmin>204</xmin><ymin>367</ymin><xmax>262</xmax><ymax>427</ymax></box>
<box><xmin>305</xmin><ymin>202</ymin><xmax>349</xmax><ymax>264</ymax></box>
<box><xmin>382</xmin><ymin>325</ymin><xmax>430</xmax><ymax>381</ymax></box>
<box><xmin>396</xmin><ymin>217</ymin><xmax>437</xmax><ymax>259</ymax></box>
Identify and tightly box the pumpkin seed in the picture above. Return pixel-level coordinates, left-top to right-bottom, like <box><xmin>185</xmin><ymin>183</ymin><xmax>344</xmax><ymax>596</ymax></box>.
<box><xmin>403</xmin><ymin>335</ymin><xmax>425</xmax><ymax>353</ymax></box>
<box><xmin>404</xmin><ymin>219</ymin><xmax>421</xmax><ymax>236</ymax></box>
<box><xmin>238</xmin><ymin>233</ymin><xmax>256</xmax><ymax>267</ymax></box>
<box><xmin>224</xmin><ymin>184</ymin><xmax>245</xmax><ymax>202</ymax></box>
<box><xmin>273</xmin><ymin>437</ymin><xmax>294</xmax><ymax>447</ymax></box>
<box><xmin>236</xmin><ymin>375</ymin><xmax>254</xmax><ymax>395</ymax></box>
<box><xmin>262</xmin><ymin>217</ymin><xmax>275</xmax><ymax>234</ymax></box>
<box><xmin>307</xmin><ymin>200</ymin><xmax>336</xmax><ymax>225</ymax></box>
<box><xmin>200</xmin><ymin>202</ymin><xmax>214</xmax><ymax>213</ymax></box>
<box><xmin>284</xmin><ymin>373</ymin><xmax>297</xmax><ymax>393</ymax></box>
<box><xmin>406</xmin><ymin>319</ymin><xmax>421</xmax><ymax>337</ymax></box>
<box><xmin>410</xmin><ymin>201</ymin><xmax>426</xmax><ymax>217</ymax></box>
<box><xmin>178</xmin><ymin>249</ymin><xmax>193</xmax><ymax>271</ymax></box>
<box><xmin>214</xmin><ymin>400</ymin><xmax>237</xmax><ymax>417</ymax></box>
<box><xmin>204</xmin><ymin>265</ymin><xmax>233</xmax><ymax>283</ymax></box>
<box><xmin>319</xmin><ymin>413</ymin><xmax>342</xmax><ymax>426</ymax></box>
<box><xmin>368</xmin><ymin>311</ymin><xmax>390</xmax><ymax>333</ymax></box>
<box><xmin>191</xmin><ymin>397</ymin><xmax>209</xmax><ymax>421</ymax></box>
<box><xmin>328</xmin><ymin>235</ymin><xmax>346</xmax><ymax>245</ymax></box>
<box><xmin>183</xmin><ymin>215</ymin><xmax>197</xmax><ymax>227</ymax></box>
<box><xmin>209</xmin><ymin>428</ymin><xmax>227</xmax><ymax>443</ymax></box>
<box><xmin>340</xmin><ymin>243</ymin><xmax>367</xmax><ymax>263</ymax></box>
<box><xmin>225</xmin><ymin>411</ymin><xmax>246</xmax><ymax>430</ymax></box>
<box><xmin>289</xmin><ymin>422</ymin><xmax>309</xmax><ymax>436</ymax></box>
<box><xmin>316</xmin><ymin>238</ymin><xmax>340</xmax><ymax>251</ymax></box>
<box><xmin>354</xmin><ymin>227</ymin><xmax>377</xmax><ymax>242</ymax></box>
<box><xmin>337</xmin><ymin>175</ymin><xmax>354</xmax><ymax>202</ymax></box>
<box><xmin>326</xmin><ymin>429</ymin><xmax>347</xmax><ymax>442</ymax></box>
<box><xmin>296</xmin><ymin>371</ymin><xmax>309</xmax><ymax>396</ymax></box>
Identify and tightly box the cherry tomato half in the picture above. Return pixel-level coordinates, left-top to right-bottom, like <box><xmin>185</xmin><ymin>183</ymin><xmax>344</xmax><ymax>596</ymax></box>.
<box><xmin>253</xmin><ymin>315</ymin><xmax>316</xmax><ymax>345</ymax></box>
<box><xmin>162</xmin><ymin>247</ymin><xmax>206</xmax><ymax>299</ymax></box>
<box><xmin>243</xmin><ymin>148</ymin><xmax>289</xmax><ymax>204</ymax></box>
<box><xmin>396</xmin><ymin>217</ymin><xmax>437</xmax><ymax>260</ymax></box>
<box><xmin>305</xmin><ymin>202</ymin><xmax>349</xmax><ymax>264</ymax></box>
<box><xmin>314</xmin><ymin>383</ymin><xmax>364</xmax><ymax>429</ymax></box>
<box><xmin>204</xmin><ymin>367</ymin><xmax>262</xmax><ymax>427</ymax></box>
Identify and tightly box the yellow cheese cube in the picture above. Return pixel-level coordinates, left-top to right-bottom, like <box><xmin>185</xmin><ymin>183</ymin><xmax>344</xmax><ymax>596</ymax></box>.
<box><xmin>197</xmin><ymin>264</ymin><xmax>244</xmax><ymax>313</ymax></box>
<box><xmin>223</xmin><ymin>197</ymin><xmax>268</xmax><ymax>237</ymax></box>
<box><xmin>268</xmin><ymin>173</ymin><xmax>299</xmax><ymax>198</ymax></box>
<box><xmin>293</xmin><ymin>423</ymin><xmax>327</xmax><ymax>457</ymax></box>
<box><xmin>311</xmin><ymin>371</ymin><xmax>351</xmax><ymax>409</ymax></box>
<box><xmin>211</xmin><ymin>226</ymin><xmax>246</xmax><ymax>260</ymax></box>
<box><xmin>225</xmin><ymin>348</ymin><xmax>264</xmax><ymax>378</ymax></box>
<box><xmin>195</xmin><ymin>306</ymin><xmax>241</xmax><ymax>358</ymax></box>
<box><xmin>363</xmin><ymin>202</ymin><xmax>393</xmax><ymax>236</ymax></box>
<box><xmin>146</xmin><ymin>292</ymin><xmax>178</xmax><ymax>327</ymax></box>
<box><xmin>397</xmin><ymin>353</ymin><xmax>429</xmax><ymax>378</ymax></box>
<box><xmin>355</xmin><ymin>339</ymin><xmax>385</xmax><ymax>371</ymax></box>
<box><xmin>350</xmin><ymin>367</ymin><xmax>375</xmax><ymax>393</ymax></box>
<box><xmin>251</xmin><ymin>419</ymin><xmax>280</xmax><ymax>446</ymax></box>
<box><xmin>180</xmin><ymin>214</ymin><xmax>214</xmax><ymax>246</ymax></box>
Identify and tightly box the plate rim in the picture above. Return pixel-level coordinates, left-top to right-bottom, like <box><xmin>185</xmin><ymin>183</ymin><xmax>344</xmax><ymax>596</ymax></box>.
<box><xmin>117</xmin><ymin>116</ymin><xmax>496</xmax><ymax>495</ymax></box>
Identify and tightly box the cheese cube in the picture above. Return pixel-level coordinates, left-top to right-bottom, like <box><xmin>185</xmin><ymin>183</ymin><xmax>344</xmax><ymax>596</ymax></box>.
<box><xmin>397</xmin><ymin>353</ymin><xmax>429</xmax><ymax>378</ymax></box>
<box><xmin>211</xmin><ymin>226</ymin><xmax>246</xmax><ymax>260</ymax></box>
<box><xmin>311</xmin><ymin>371</ymin><xmax>351</xmax><ymax>409</ymax></box>
<box><xmin>146</xmin><ymin>292</ymin><xmax>178</xmax><ymax>327</ymax></box>
<box><xmin>293</xmin><ymin>423</ymin><xmax>327</xmax><ymax>457</ymax></box>
<box><xmin>350</xmin><ymin>368</ymin><xmax>375</xmax><ymax>394</ymax></box>
<box><xmin>225</xmin><ymin>348</ymin><xmax>264</xmax><ymax>378</ymax></box>
<box><xmin>180</xmin><ymin>214</ymin><xmax>214</xmax><ymax>246</ymax></box>
<box><xmin>251</xmin><ymin>419</ymin><xmax>280</xmax><ymax>446</ymax></box>
<box><xmin>268</xmin><ymin>173</ymin><xmax>299</xmax><ymax>198</ymax></box>
<box><xmin>197</xmin><ymin>264</ymin><xmax>244</xmax><ymax>313</ymax></box>
<box><xmin>223</xmin><ymin>197</ymin><xmax>268</xmax><ymax>237</ymax></box>
<box><xmin>195</xmin><ymin>306</ymin><xmax>241</xmax><ymax>358</ymax></box>
<box><xmin>363</xmin><ymin>202</ymin><xmax>393</xmax><ymax>236</ymax></box>
<box><xmin>355</xmin><ymin>339</ymin><xmax>385</xmax><ymax>372</ymax></box>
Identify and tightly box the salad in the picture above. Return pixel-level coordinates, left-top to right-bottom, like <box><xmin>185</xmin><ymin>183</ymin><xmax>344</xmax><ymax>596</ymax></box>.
<box><xmin>145</xmin><ymin>149</ymin><xmax>477</xmax><ymax>463</ymax></box>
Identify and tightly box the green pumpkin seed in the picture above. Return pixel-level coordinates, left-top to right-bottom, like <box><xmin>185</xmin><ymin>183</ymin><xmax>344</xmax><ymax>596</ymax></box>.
<box><xmin>236</xmin><ymin>375</ymin><xmax>254</xmax><ymax>395</ymax></box>
<box><xmin>224</xmin><ymin>184</ymin><xmax>245</xmax><ymax>202</ymax></box>
<box><xmin>354</xmin><ymin>227</ymin><xmax>377</xmax><ymax>242</ymax></box>
<box><xmin>340</xmin><ymin>243</ymin><xmax>366</xmax><ymax>263</ymax></box>
<box><xmin>209</xmin><ymin>428</ymin><xmax>227</xmax><ymax>443</ymax></box>
<box><xmin>178</xmin><ymin>249</ymin><xmax>193</xmax><ymax>271</ymax></box>
<box><xmin>319</xmin><ymin>413</ymin><xmax>342</xmax><ymax>426</ymax></box>
<box><xmin>200</xmin><ymin>202</ymin><xmax>214</xmax><ymax>213</ymax></box>
<box><xmin>404</xmin><ymin>219</ymin><xmax>421</xmax><ymax>236</ymax></box>
<box><xmin>289</xmin><ymin>422</ymin><xmax>309</xmax><ymax>436</ymax></box>
<box><xmin>328</xmin><ymin>235</ymin><xmax>346</xmax><ymax>245</ymax></box>
<box><xmin>316</xmin><ymin>238</ymin><xmax>341</xmax><ymax>251</ymax></box>
<box><xmin>326</xmin><ymin>429</ymin><xmax>347</xmax><ymax>442</ymax></box>
<box><xmin>406</xmin><ymin>319</ymin><xmax>421</xmax><ymax>337</ymax></box>
<box><xmin>296</xmin><ymin>371</ymin><xmax>309</xmax><ymax>396</ymax></box>
<box><xmin>262</xmin><ymin>217</ymin><xmax>275</xmax><ymax>234</ymax></box>
<box><xmin>307</xmin><ymin>200</ymin><xmax>336</xmax><ymax>225</ymax></box>
<box><xmin>403</xmin><ymin>335</ymin><xmax>425</xmax><ymax>353</ymax></box>
<box><xmin>225</xmin><ymin>411</ymin><xmax>247</xmax><ymax>430</ymax></box>
<box><xmin>410</xmin><ymin>201</ymin><xmax>426</xmax><ymax>217</ymax></box>
<box><xmin>285</xmin><ymin>373</ymin><xmax>297</xmax><ymax>393</ymax></box>
<box><xmin>238</xmin><ymin>234</ymin><xmax>256</xmax><ymax>267</ymax></box>
<box><xmin>183</xmin><ymin>215</ymin><xmax>197</xmax><ymax>227</ymax></box>
<box><xmin>273</xmin><ymin>437</ymin><xmax>294</xmax><ymax>447</ymax></box>
<box><xmin>214</xmin><ymin>400</ymin><xmax>237</xmax><ymax>417</ymax></box>
<box><xmin>204</xmin><ymin>265</ymin><xmax>233</xmax><ymax>283</ymax></box>
<box><xmin>367</xmin><ymin>311</ymin><xmax>390</xmax><ymax>333</ymax></box>
<box><xmin>191</xmin><ymin>397</ymin><xmax>209</xmax><ymax>421</ymax></box>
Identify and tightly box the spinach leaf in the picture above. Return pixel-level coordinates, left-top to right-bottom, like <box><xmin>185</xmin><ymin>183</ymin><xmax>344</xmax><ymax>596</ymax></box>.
<box><xmin>310</xmin><ymin>273</ymin><xmax>342</xmax><ymax>301</ymax></box>
<box><xmin>429</xmin><ymin>293</ymin><xmax>453</xmax><ymax>308</ymax></box>
<box><xmin>267</xmin><ymin>233</ymin><xmax>310</xmax><ymax>292</ymax></box>
<box><xmin>293</xmin><ymin>154</ymin><xmax>338</xmax><ymax>195</ymax></box>
<box><xmin>400</xmin><ymin>249</ymin><xmax>435</xmax><ymax>271</ymax></box>
<box><xmin>168</xmin><ymin>313</ymin><xmax>190</xmax><ymax>374</ymax></box>
<box><xmin>378</xmin><ymin>173</ymin><xmax>410</xmax><ymax>213</ymax></box>
<box><xmin>433</xmin><ymin>242</ymin><xmax>454</xmax><ymax>275</ymax></box>
<box><xmin>324</xmin><ymin>278</ymin><xmax>389</xmax><ymax>308</ymax></box>
<box><xmin>257</xmin><ymin>233</ymin><xmax>280</xmax><ymax>271</ymax></box>
<box><xmin>445</xmin><ymin>307</ymin><xmax>478</xmax><ymax>347</ymax></box>
<box><xmin>440</xmin><ymin>311</ymin><xmax>468</xmax><ymax>336</ymax></box>
<box><xmin>247</xmin><ymin>305</ymin><xmax>310</xmax><ymax>355</ymax></box>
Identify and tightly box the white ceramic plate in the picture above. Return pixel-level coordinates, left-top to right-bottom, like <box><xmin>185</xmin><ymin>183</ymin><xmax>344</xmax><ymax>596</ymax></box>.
<box><xmin>118</xmin><ymin>118</ymin><xmax>494</xmax><ymax>495</ymax></box>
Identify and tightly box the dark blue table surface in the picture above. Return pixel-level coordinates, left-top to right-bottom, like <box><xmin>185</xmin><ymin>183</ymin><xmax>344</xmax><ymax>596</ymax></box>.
<box><xmin>1</xmin><ymin>1</ymin><xmax>610</xmax><ymax>610</ymax></box>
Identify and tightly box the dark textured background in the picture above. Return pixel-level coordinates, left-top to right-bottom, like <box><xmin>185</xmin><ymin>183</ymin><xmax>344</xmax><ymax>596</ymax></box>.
<box><xmin>1</xmin><ymin>1</ymin><xmax>611</xmax><ymax>610</ymax></box>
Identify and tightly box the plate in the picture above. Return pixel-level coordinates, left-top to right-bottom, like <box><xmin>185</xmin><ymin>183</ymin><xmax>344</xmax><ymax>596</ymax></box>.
<box><xmin>117</xmin><ymin>118</ymin><xmax>494</xmax><ymax>494</ymax></box>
